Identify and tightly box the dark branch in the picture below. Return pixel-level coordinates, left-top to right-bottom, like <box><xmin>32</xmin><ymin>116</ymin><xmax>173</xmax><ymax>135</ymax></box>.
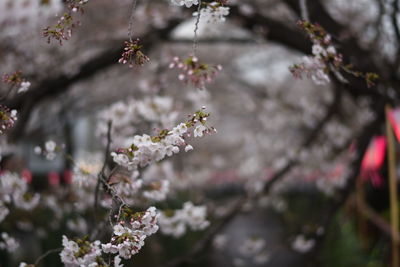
<box><xmin>5</xmin><ymin>17</ymin><xmax>183</xmax><ymax>140</ymax></box>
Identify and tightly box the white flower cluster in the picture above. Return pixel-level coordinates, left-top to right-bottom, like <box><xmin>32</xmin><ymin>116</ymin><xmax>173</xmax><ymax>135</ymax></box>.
<box><xmin>34</xmin><ymin>140</ymin><xmax>58</xmax><ymax>160</ymax></box>
<box><xmin>97</xmin><ymin>96</ymin><xmax>178</xmax><ymax>147</ymax></box>
<box><xmin>290</xmin><ymin>34</ymin><xmax>340</xmax><ymax>86</ymax></box>
<box><xmin>111</xmin><ymin>133</ymin><xmax>181</xmax><ymax>170</ymax></box>
<box><xmin>102</xmin><ymin>207</ymin><xmax>159</xmax><ymax>259</ymax></box>
<box><xmin>142</xmin><ymin>180</ymin><xmax>170</xmax><ymax>202</ymax></box>
<box><xmin>170</xmin><ymin>0</ymin><xmax>198</xmax><ymax>8</ymax></box>
<box><xmin>291</xmin><ymin>234</ymin><xmax>315</xmax><ymax>253</ymax></box>
<box><xmin>17</xmin><ymin>81</ymin><xmax>30</xmax><ymax>94</ymax></box>
<box><xmin>68</xmin><ymin>154</ymin><xmax>104</xmax><ymax>211</ymax></box>
<box><xmin>66</xmin><ymin>217</ymin><xmax>88</xmax><ymax>235</ymax></box>
<box><xmin>193</xmin><ymin>2</ymin><xmax>230</xmax><ymax>23</ymax></box>
<box><xmin>0</xmin><ymin>172</ymin><xmax>40</xmax><ymax>213</ymax></box>
<box><xmin>315</xmin><ymin>164</ymin><xmax>348</xmax><ymax>196</ymax></box>
<box><xmin>0</xmin><ymin>202</ymin><xmax>9</xmax><ymax>223</ymax></box>
<box><xmin>112</xmin><ymin>161</ymin><xmax>176</xmax><ymax>205</ymax></box>
<box><xmin>111</xmin><ymin>119</ymin><xmax>207</xmax><ymax>170</ymax></box>
<box><xmin>60</xmin><ymin>236</ymin><xmax>103</xmax><ymax>266</ymax></box>
<box><xmin>0</xmin><ymin>232</ymin><xmax>19</xmax><ymax>253</ymax></box>
<box><xmin>0</xmin><ymin>0</ymin><xmax>63</xmax><ymax>35</ymax></box>
<box><xmin>158</xmin><ymin>202</ymin><xmax>209</xmax><ymax>238</ymax></box>
<box><xmin>299</xmin><ymin>55</ymin><xmax>330</xmax><ymax>85</ymax></box>
<box><xmin>237</xmin><ymin>237</ymin><xmax>270</xmax><ymax>265</ymax></box>
<box><xmin>0</xmin><ymin>108</ymin><xmax>17</xmax><ymax>135</ymax></box>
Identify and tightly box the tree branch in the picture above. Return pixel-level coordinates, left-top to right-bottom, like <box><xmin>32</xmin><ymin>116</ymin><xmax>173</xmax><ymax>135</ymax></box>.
<box><xmin>94</xmin><ymin>120</ymin><xmax>112</xmax><ymax>216</ymax></box>
<box><xmin>157</xmin><ymin>85</ymin><xmax>342</xmax><ymax>267</ymax></box>
<box><xmin>5</xmin><ymin>17</ymin><xmax>183</xmax><ymax>140</ymax></box>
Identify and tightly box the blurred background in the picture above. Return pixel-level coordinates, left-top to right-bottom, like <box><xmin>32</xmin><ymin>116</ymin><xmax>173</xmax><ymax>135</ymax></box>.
<box><xmin>0</xmin><ymin>0</ymin><xmax>398</xmax><ymax>266</ymax></box>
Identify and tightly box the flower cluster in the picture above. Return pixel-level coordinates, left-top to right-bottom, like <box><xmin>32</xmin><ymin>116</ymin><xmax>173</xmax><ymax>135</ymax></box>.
<box><xmin>213</xmin><ymin>234</ymin><xmax>228</xmax><ymax>249</ymax></box>
<box><xmin>97</xmin><ymin>96</ymin><xmax>178</xmax><ymax>148</ymax></box>
<box><xmin>34</xmin><ymin>140</ymin><xmax>61</xmax><ymax>160</ymax></box>
<box><xmin>0</xmin><ymin>106</ymin><xmax>17</xmax><ymax>135</ymax></box>
<box><xmin>0</xmin><ymin>202</ymin><xmax>9</xmax><ymax>223</ymax></box>
<box><xmin>68</xmin><ymin>154</ymin><xmax>104</xmax><ymax>211</ymax></box>
<box><xmin>119</xmin><ymin>39</ymin><xmax>150</xmax><ymax>67</ymax></box>
<box><xmin>158</xmin><ymin>202</ymin><xmax>210</xmax><ymax>238</ymax></box>
<box><xmin>289</xmin><ymin>55</ymin><xmax>331</xmax><ymax>85</ymax></box>
<box><xmin>193</xmin><ymin>2</ymin><xmax>230</xmax><ymax>23</ymax></box>
<box><xmin>110</xmin><ymin>161</ymin><xmax>175</xmax><ymax>206</ymax></box>
<box><xmin>238</xmin><ymin>237</ymin><xmax>270</xmax><ymax>265</ymax></box>
<box><xmin>289</xmin><ymin>22</ymin><xmax>340</xmax><ymax>85</ymax></box>
<box><xmin>315</xmin><ymin>163</ymin><xmax>348</xmax><ymax>196</ymax></box>
<box><xmin>60</xmin><ymin>236</ymin><xmax>105</xmax><ymax>266</ymax></box>
<box><xmin>289</xmin><ymin>21</ymin><xmax>378</xmax><ymax>87</ymax></box>
<box><xmin>169</xmin><ymin>56</ymin><xmax>222</xmax><ymax>89</ymax></box>
<box><xmin>111</xmin><ymin>108</ymin><xmax>215</xmax><ymax>170</ymax></box>
<box><xmin>291</xmin><ymin>234</ymin><xmax>315</xmax><ymax>253</ymax></box>
<box><xmin>102</xmin><ymin>207</ymin><xmax>159</xmax><ymax>259</ymax></box>
<box><xmin>142</xmin><ymin>179</ymin><xmax>170</xmax><ymax>202</ymax></box>
<box><xmin>0</xmin><ymin>232</ymin><xmax>19</xmax><ymax>253</ymax></box>
<box><xmin>170</xmin><ymin>0</ymin><xmax>199</xmax><ymax>8</ymax></box>
<box><xmin>0</xmin><ymin>172</ymin><xmax>40</xmax><ymax>212</ymax></box>
<box><xmin>2</xmin><ymin>71</ymin><xmax>31</xmax><ymax>94</ymax></box>
<box><xmin>43</xmin><ymin>0</ymin><xmax>89</xmax><ymax>45</ymax></box>
<box><xmin>0</xmin><ymin>0</ymin><xmax>63</xmax><ymax>34</ymax></box>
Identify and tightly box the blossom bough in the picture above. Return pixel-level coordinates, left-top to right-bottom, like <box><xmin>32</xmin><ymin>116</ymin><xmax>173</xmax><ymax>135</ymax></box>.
<box><xmin>111</xmin><ymin>108</ymin><xmax>216</xmax><ymax>170</ymax></box>
<box><xmin>119</xmin><ymin>39</ymin><xmax>150</xmax><ymax>67</ymax></box>
<box><xmin>169</xmin><ymin>55</ymin><xmax>222</xmax><ymax>89</ymax></box>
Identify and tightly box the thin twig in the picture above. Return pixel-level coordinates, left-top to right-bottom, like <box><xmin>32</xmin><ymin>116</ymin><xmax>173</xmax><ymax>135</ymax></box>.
<box><xmin>392</xmin><ymin>0</ymin><xmax>400</xmax><ymax>65</ymax></box>
<box><xmin>34</xmin><ymin>247</ymin><xmax>63</xmax><ymax>265</ymax></box>
<box><xmin>392</xmin><ymin>0</ymin><xmax>400</xmax><ymax>41</ymax></box>
<box><xmin>192</xmin><ymin>0</ymin><xmax>202</xmax><ymax>55</ymax></box>
<box><xmin>299</xmin><ymin>0</ymin><xmax>310</xmax><ymax>21</ymax></box>
<box><xmin>128</xmin><ymin>0</ymin><xmax>139</xmax><ymax>41</ymax></box>
<box><xmin>94</xmin><ymin>120</ymin><xmax>113</xmax><ymax>214</ymax></box>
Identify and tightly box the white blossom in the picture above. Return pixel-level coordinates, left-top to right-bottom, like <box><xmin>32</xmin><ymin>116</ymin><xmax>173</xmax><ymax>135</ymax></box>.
<box><xmin>17</xmin><ymin>81</ymin><xmax>30</xmax><ymax>93</ymax></box>
<box><xmin>193</xmin><ymin>124</ymin><xmax>207</xmax><ymax>137</ymax></box>
<box><xmin>170</xmin><ymin>0</ymin><xmax>198</xmax><ymax>8</ymax></box>
<box><xmin>0</xmin><ymin>232</ymin><xmax>19</xmax><ymax>252</ymax></box>
<box><xmin>184</xmin><ymin>144</ymin><xmax>193</xmax><ymax>152</ymax></box>
<box><xmin>60</xmin><ymin>236</ymin><xmax>102</xmax><ymax>266</ymax></box>
<box><xmin>0</xmin><ymin>203</ymin><xmax>9</xmax><ymax>223</ymax></box>
<box><xmin>158</xmin><ymin>202</ymin><xmax>209</xmax><ymax>237</ymax></box>
<box><xmin>193</xmin><ymin>3</ymin><xmax>230</xmax><ymax>23</ymax></box>
<box><xmin>102</xmin><ymin>207</ymin><xmax>159</xmax><ymax>260</ymax></box>
<box><xmin>291</xmin><ymin>235</ymin><xmax>315</xmax><ymax>253</ymax></box>
<box><xmin>239</xmin><ymin>237</ymin><xmax>266</xmax><ymax>256</ymax></box>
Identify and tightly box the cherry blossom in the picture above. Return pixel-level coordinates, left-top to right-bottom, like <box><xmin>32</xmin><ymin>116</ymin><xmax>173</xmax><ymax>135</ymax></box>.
<box><xmin>170</xmin><ymin>0</ymin><xmax>199</xmax><ymax>8</ymax></box>
<box><xmin>291</xmin><ymin>235</ymin><xmax>315</xmax><ymax>253</ymax></box>
<box><xmin>169</xmin><ymin>56</ymin><xmax>222</xmax><ymax>89</ymax></box>
<box><xmin>0</xmin><ymin>106</ymin><xmax>17</xmax><ymax>135</ymax></box>
<box><xmin>102</xmin><ymin>207</ymin><xmax>159</xmax><ymax>260</ymax></box>
<box><xmin>193</xmin><ymin>2</ymin><xmax>230</xmax><ymax>23</ymax></box>
<box><xmin>158</xmin><ymin>202</ymin><xmax>209</xmax><ymax>238</ymax></box>
<box><xmin>60</xmin><ymin>236</ymin><xmax>103</xmax><ymax>266</ymax></box>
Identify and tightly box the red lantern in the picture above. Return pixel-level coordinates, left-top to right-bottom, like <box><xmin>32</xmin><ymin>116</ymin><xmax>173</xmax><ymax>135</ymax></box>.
<box><xmin>361</xmin><ymin>136</ymin><xmax>386</xmax><ymax>187</ymax></box>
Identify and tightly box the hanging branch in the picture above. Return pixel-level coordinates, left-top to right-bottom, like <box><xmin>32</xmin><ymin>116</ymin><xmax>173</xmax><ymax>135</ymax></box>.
<box><xmin>128</xmin><ymin>0</ymin><xmax>139</xmax><ymax>41</ymax></box>
<box><xmin>192</xmin><ymin>0</ymin><xmax>203</xmax><ymax>56</ymax></box>
<box><xmin>94</xmin><ymin>120</ymin><xmax>113</xmax><ymax>215</ymax></box>
<box><xmin>34</xmin><ymin>247</ymin><xmax>63</xmax><ymax>266</ymax></box>
<box><xmin>299</xmin><ymin>0</ymin><xmax>310</xmax><ymax>21</ymax></box>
